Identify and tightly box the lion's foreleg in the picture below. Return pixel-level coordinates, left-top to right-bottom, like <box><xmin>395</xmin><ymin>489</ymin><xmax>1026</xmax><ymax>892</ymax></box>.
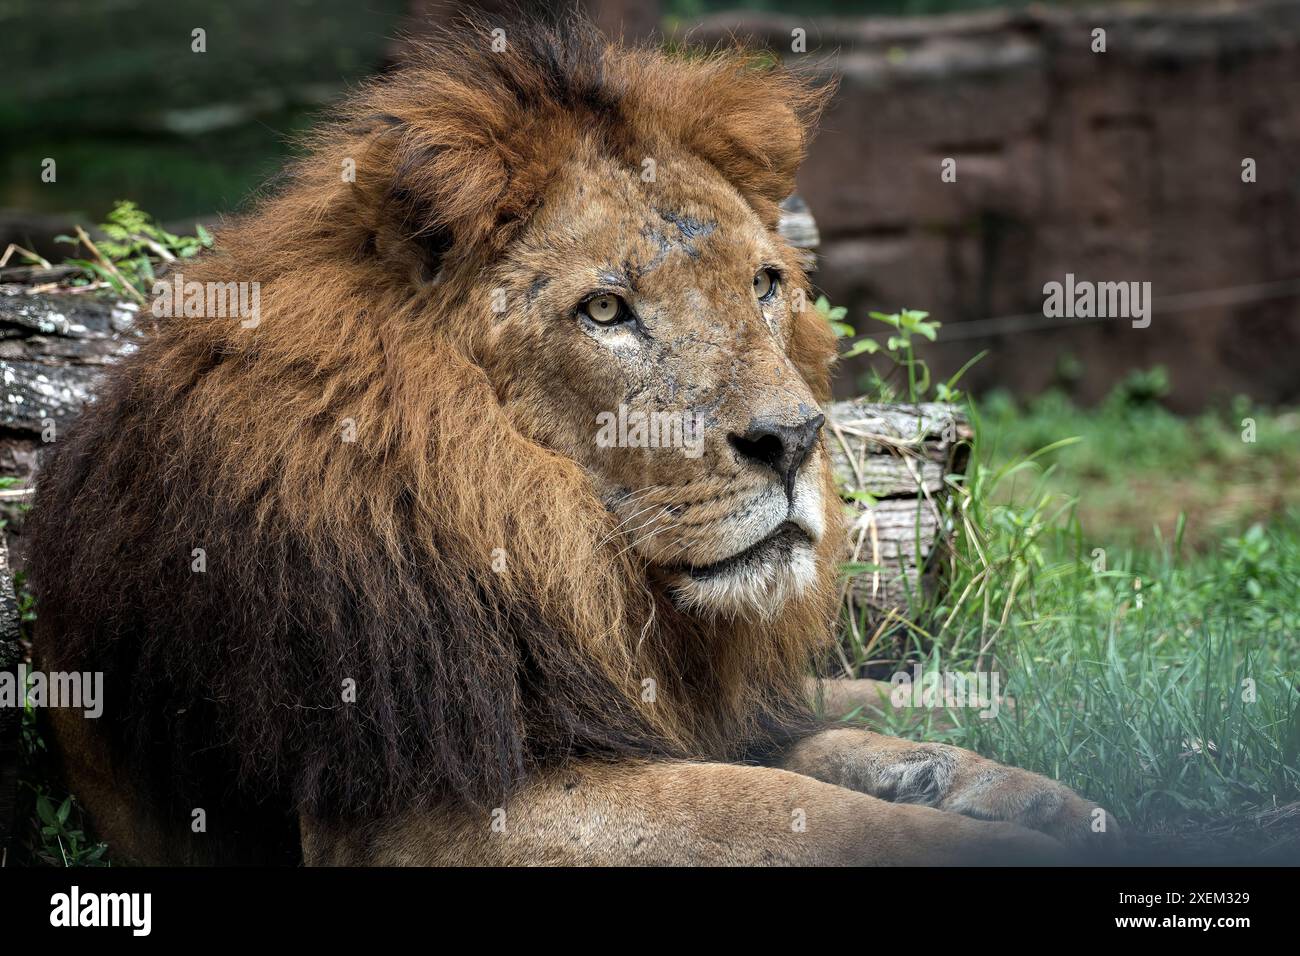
<box><xmin>300</xmin><ymin>759</ymin><xmax>1064</xmax><ymax>865</ymax></box>
<box><xmin>776</xmin><ymin>728</ymin><xmax>1121</xmax><ymax>853</ymax></box>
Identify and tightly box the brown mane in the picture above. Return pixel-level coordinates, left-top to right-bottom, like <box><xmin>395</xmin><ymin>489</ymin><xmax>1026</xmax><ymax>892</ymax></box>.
<box><xmin>28</xmin><ymin>14</ymin><xmax>839</xmax><ymax>830</ymax></box>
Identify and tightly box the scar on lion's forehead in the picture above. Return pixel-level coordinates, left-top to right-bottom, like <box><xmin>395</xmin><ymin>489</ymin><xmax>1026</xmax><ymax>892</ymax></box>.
<box><xmin>655</xmin><ymin>208</ymin><xmax>718</xmax><ymax>242</ymax></box>
<box><xmin>629</xmin><ymin>208</ymin><xmax>719</xmax><ymax>276</ymax></box>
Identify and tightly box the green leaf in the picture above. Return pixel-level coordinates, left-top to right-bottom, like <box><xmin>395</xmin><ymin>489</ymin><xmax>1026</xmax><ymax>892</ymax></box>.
<box><xmin>36</xmin><ymin>795</ymin><xmax>58</xmax><ymax>827</ymax></box>
<box><xmin>842</xmin><ymin>338</ymin><xmax>880</xmax><ymax>358</ymax></box>
<box><xmin>913</xmin><ymin>320</ymin><xmax>940</xmax><ymax>341</ymax></box>
<box><xmin>83</xmin><ymin>844</ymin><xmax>108</xmax><ymax>863</ymax></box>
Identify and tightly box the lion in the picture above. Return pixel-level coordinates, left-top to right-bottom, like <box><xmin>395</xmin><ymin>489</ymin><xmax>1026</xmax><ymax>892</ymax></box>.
<box><xmin>28</xmin><ymin>15</ymin><xmax>1119</xmax><ymax>865</ymax></box>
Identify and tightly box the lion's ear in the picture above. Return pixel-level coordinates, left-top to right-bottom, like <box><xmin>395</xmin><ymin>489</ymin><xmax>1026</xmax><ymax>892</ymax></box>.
<box><xmin>348</xmin><ymin>108</ymin><xmax>547</xmax><ymax>279</ymax></box>
<box><xmin>645</xmin><ymin>57</ymin><xmax>834</xmax><ymax>229</ymax></box>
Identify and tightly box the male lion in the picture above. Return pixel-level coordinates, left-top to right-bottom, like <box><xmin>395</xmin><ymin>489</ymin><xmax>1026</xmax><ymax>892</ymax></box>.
<box><xmin>28</xmin><ymin>16</ymin><xmax>1117</xmax><ymax>865</ymax></box>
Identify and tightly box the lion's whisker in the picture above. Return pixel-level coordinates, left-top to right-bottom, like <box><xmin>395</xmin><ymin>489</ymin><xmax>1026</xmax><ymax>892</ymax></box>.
<box><xmin>596</xmin><ymin>495</ymin><xmax>678</xmax><ymax>550</ymax></box>
<box><xmin>614</xmin><ymin>513</ymin><xmax>678</xmax><ymax>563</ymax></box>
<box><xmin>607</xmin><ymin>505</ymin><xmax>674</xmax><ymax>552</ymax></box>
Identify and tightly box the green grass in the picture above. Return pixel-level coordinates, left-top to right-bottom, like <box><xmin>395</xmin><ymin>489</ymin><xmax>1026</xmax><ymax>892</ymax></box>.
<box><xmin>839</xmin><ymin>386</ymin><xmax>1300</xmax><ymax>860</ymax></box>
<box><xmin>978</xmin><ymin>377</ymin><xmax>1300</xmax><ymax>549</ymax></box>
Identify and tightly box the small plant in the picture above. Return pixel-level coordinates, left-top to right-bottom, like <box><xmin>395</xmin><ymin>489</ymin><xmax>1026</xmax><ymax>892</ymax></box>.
<box><xmin>817</xmin><ymin>297</ymin><xmax>982</xmax><ymax>403</ymax></box>
<box><xmin>1223</xmin><ymin>523</ymin><xmax>1278</xmax><ymax>600</ymax></box>
<box><xmin>57</xmin><ymin>200</ymin><xmax>213</xmax><ymax>301</ymax></box>
<box><xmin>845</xmin><ymin>307</ymin><xmax>938</xmax><ymax>402</ymax></box>
<box><xmin>1106</xmin><ymin>365</ymin><xmax>1171</xmax><ymax>410</ymax></box>
<box><xmin>31</xmin><ymin>789</ymin><xmax>109</xmax><ymax>867</ymax></box>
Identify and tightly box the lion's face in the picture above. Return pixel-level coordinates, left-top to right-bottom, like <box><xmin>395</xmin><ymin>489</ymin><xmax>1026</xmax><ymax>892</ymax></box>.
<box><xmin>482</xmin><ymin>149</ymin><xmax>832</xmax><ymax>618</ymax></box>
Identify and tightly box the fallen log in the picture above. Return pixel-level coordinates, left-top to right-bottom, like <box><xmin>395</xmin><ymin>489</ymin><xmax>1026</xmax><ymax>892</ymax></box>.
<box><xmin>826</xmin><ymin>399</ymin><xmax>972</xmax><ymax>670</ymax></box>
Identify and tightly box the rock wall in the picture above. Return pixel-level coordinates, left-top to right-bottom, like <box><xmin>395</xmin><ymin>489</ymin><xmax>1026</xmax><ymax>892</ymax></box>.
<box><xmin>690</xmin><ymin>1</ymin><xmax>1300</xmax><ymax>410</ymax></box>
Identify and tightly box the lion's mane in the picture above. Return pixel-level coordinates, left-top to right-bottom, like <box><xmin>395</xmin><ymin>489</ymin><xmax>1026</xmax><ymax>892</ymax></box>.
<box><xmin>28</xmin><ymin>15</ymin><xmax>839</xmax><ymax>832</ymax></box>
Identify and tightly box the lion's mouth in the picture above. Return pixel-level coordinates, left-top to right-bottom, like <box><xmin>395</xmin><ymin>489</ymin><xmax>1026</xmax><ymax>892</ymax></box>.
<box><xmin>672</xmin><ymin>521</ymin><xmax>812</xmax><ymax>581</ymax></box>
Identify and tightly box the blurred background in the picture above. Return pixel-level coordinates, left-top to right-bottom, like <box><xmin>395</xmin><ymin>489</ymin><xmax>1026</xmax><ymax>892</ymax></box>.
<box><xmin>2</xmin><ymin>0</ymin><xmax>1299</xmax><ymax>542</ymax></box>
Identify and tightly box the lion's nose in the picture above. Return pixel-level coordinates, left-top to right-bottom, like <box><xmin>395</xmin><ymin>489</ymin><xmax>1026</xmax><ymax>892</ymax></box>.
<box><xmin>728</xmin><ymin>412</ymin><xmax>825</xmax><ymax>500</ymax></box>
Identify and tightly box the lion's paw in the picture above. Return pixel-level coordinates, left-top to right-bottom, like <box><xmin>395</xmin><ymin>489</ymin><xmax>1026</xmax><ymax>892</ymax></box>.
<box><xmin>942</xmin><ymin>770</ymin><xmax>1124</xmax><ymax>859</ymax></box>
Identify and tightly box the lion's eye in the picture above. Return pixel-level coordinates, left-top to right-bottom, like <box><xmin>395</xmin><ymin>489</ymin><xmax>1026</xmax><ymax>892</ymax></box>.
<box><xmin>753</xmin><ymin>268</ymin><xmax>779</xmax><ymax>301</ymax></box>
<box><xmin>581</xmin><ymin>293</ymin><xmax>626</xmax><ymax>325</ymax></box>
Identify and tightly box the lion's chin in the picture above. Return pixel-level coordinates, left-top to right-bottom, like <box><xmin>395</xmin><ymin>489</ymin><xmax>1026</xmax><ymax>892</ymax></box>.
<box><xmin>661</xmin><ymin>527</ymin><xmax>818</xmax><ymax>620</ymax></box>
